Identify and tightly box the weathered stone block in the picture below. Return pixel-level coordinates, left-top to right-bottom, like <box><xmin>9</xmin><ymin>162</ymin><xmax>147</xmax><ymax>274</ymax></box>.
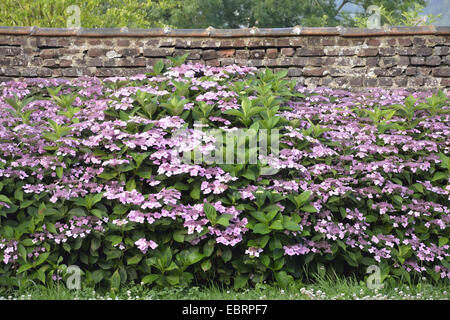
<box><xmin>143</xmin><ymin>48</ymin><xmax>173</xmax><ymax>57</ymax></box>
<box><xmin>426</xmin><ymin>56</ymin><xmax>441</xmax><ymax>66</ymax></box>
<box><xmin>302</xmin><ymin>67</ymin><xmax>328</xmax><ymax>76</ymax></box>
<box><xmin>434</xmin><ymin>46</ymin><xmax>449</xmax><ymax>56</ymax></box>
<box><xmin>266</xmin><ymin>48</ymin><xmax>278</xmax><ymax>59</ymax></box>
<box><xmin>217</xmin><ymin>49</ymin><xmax>236</xmax><ymax>58</ymax></box>
<box><xmin>432</xmin><ymin>67</ymin><xmax>450</xmax><ymax>77</ymax></box>
<box><xmin>250</xmin><ymin>50</ymin><xmax>265</xmax><ymax>59</ymax></box>
<box><xmin>235</xmin><ymin>50</ymin><xmax>249</xmax><ymax>59</ymax></box>
<box><xmin>357</xmin><ymin>48</ymin><xmax>378</xmax><ymax>57</ymax></box>
<box><xmin>280</xmin><ymin>48</ymin><xmax>295</xmax><ymax>57</ymax></box>
<box><xmin>405</xmin><ymin>67</ymin><xmax>416</xmax><ymax>76</ymax></box>
<box><xmin>87</xmin><ymin>48</ymin><xmax>108</xmax><ymax>57</ymax></box>
<box><xmin>415</xmin><ymin>47</ymin><xmax>433</xmax><ymax>57</ymax></box>
<box><xmin>296</xmin><ymin>47</ymin><xmax>324</xmax><ymax>56</ymax></box>
<box><xmin>119</xmin><ymin>48</ymin><xmax>140</xmax><ymax>57</ymax></box>
<box><xmin>40</xmin><ymin>49</ymin><xmax>59</xmax><ymax>59</ymax></box>
<box><xmin>411</xmin><ymin>57</ymin><xmax>425</xmax><ymax>65</ymax></box>
<box><xmin>202</xmin><ymin>50</ymin><xmax>218</xmax><ymax>60</ymax></box>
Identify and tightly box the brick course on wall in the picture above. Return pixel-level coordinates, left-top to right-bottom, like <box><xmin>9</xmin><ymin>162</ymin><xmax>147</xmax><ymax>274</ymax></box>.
<box><xmin>0</xmin><ymin>25</ymin><xmax>449</xmax><ymax>91</ymax></box>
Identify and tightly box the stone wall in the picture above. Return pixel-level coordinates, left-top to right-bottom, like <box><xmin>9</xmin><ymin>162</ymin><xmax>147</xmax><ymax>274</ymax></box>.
<box><xmin>0</xmin><ymin>26</ymin><xmax>449</xmax><ymax>91</ymax></box>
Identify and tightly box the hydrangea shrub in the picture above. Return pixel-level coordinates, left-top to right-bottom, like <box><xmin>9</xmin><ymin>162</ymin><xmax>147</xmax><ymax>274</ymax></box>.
<box><xmin>0</xmin><ymin>61</ymin><xmax>449</xmax><ymax>290</ymax></box>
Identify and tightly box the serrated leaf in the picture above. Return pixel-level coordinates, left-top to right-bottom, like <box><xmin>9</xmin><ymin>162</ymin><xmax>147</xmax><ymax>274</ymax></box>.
<box><xmin>173</xmin><ymin>230</ymin><xmax>185</xmax><ymax>243</ymax></box>
<box><xmin>216</xmin><ymin>214</ymin><xmax>233</xmax><ymax>227</ymax></box>
<box><xmin>274</xmin><ymin>271</ymin><xmax>293</xmax><ymax>288</ymax></box>
<box><xmin>259</xmin><ymin>254</ymin><xmax>270</xmax><ymax>267</ymax></box>
<box><xmin>201</xmin><ymin>259</ymin><xmax>212</xmax><ymax>272</ymax></box>
<box><xmin>0</xmin><ymin>195</ymin><xmax>12</xmax><ymax>204</ymax></box>
<box><xmin>252</xmin><ymin>223</ymin><xmax>271</xmax><ymax>235</ymax></box>
<box><xmin>203</xmin><ymin>203</ymin><xmax>217</xmax><ymax>224</ymax></box>
<box><xmin>111</xmin><ymin>269</ymin><xmax>121</xmax><ymax>289</ymax></box>
<box><xmin>269</xmin><ymin>220</ymin><xmax>283</xmax><ymax>230</ymax></box>
<box><xmin>56</xmin><ymin>167</ymin><xmax>63</xmax><ymax>179</ymax></box>
<box><xmin>92</xmin><ymin>270</ymin><xmax>104</xmax><ymax>284</ymax></box>
<box><xmin>300</xmin><ymin>204</ymin><xmax>317</xmax><ymax>213</ymax></box>
<box><xmin>439</xmin><ymin>237</ymin><xmax>448</xmax><ymax>247</ymax></box>
<box><xmin>283</xmin><ymin>216</ymin><xmax>301</xmax><ymax>232</ymax></box>
<box><xmin>17</xmin><ymin>264</ymin><xmax>33</xmax><ymax>273</ymax></box>
<box><xmin>233</xmin><ymin>275</ymin><xmax>248</xmax><ymax>290</ymax></box>
<box><xmin>432</xmin><ymin>172</ymin><xmax>447</xmax><ymax>182</ymax></box>
<box><xmin>106</xmin><ymin>235</ymin><xmax>123</xmax><ymax>246</ymax></box>
<box><xmin>127</xmin><ymin>255</ymin><xmax>143</xmax><ymax>265</ymax></box>
<box><xmin>190</xmin><ymin>186</ymin><xmax>200</xmax><ymax>200</ymax></box>
<box><xmin>90</xmin><ymin>209</ymin><xmax>104</xmax><ymax>219</ymax></box>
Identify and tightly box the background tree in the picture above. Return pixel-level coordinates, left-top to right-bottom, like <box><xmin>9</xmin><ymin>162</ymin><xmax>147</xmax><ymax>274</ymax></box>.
<box><xmin>0</xmin><ymin>0</ymin><xmax>163</xmax><ymax>28</ymax></box>
<box><xmin>0</xmin><ymin>0</ymin><xmax>444</xmax><ymax>28</ymax></box>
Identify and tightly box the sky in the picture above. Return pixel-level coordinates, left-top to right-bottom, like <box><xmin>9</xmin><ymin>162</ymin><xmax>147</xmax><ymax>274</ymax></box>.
<box><xmin>422</xmin><ymin>0</ymin><xmax>450</xmax><ymax>26</ymax></box>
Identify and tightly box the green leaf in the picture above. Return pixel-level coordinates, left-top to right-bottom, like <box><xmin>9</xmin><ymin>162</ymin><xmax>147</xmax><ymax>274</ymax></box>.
<box><xmin>291</xmin><ymin>190</ymin><xmax>310</xmax><ymax>208</ymax></box>
<box><xmin>439</xmin><ymin>237</ymin><xmax>449</xmax><ymax>247</ymax></box>
<box><xmin>438</xmin><ymin>152</ymin><xmax>449</xmax><ymax>169</ymax></box>
<box><xmin>259</xmin><ymin>254</ymin><xmax>270</xmax><ymax>267</ymax></box>
<box><xmin>90</xmin><ymin>209</ymin><xmax>105</xmax><ymax>219</ymax></box>
<box><xmin>34</xmin><ymin>252</ymin><xmax>50</xmax><ymax>267</ymax></box>
<box><xmin>45</xmin><ymin>223</ymin><xmax>57</xmax><ymax>234</ymax></box>
<box><xmin>201</xmin><ymin>259</ymin><xmax>212</xmax><ymax>272</ymax></box>
<box><xmin>300</xmin><ymin>204</ymin><xmax>317</xmax><ymax>213</ymax></box>
<box><xmin>203</xmin><ymin>241</ymin><xmax>215</xmax><ymax>256</ymax></box>
<box><xmin>203</xmin><ymin>203</ymin><xmax>217</xmax><ymax>224</ymax></box>
<box><xmin>111</xmin><ymin>269</ymin><xmax>121</xmax><ymax>289</ymax></box>
<box><xmin>174</xmin><ymin>182</ymin><xmax>190</xmax><ymax>191</ymax></box>
<box><xmin>125</xmin><ymin>178</ymin><xmax>136</xmax><ymax>191</ymax></box>
<box><xmin>92</xmin><ymin>270</ymin><xmax>104</xmax><ymax>284</ymax></box>
<box><xmin>432</xmin><ymin>172</ymin><xmax>447</xmax><ymax>182</ymax></box>
<box><xmin>250</xmin><ymin>211</ymin><xmax>267</xmax><ymax>223</ymax></box>
<box><xmin>273</xmin><ymin>258</ymin><xmax>285</xmax><ymax>271</ymax></box>
<box><xmin>21</xmin><ymin>239</ymin><xmax>34</xmax><ymax>246</ymax></box>
<box><xmin>253</xmin><ymin>223</ymin><xmax>271</xmax><ymax>235</ymax></box>
<box><xmin>127</xmin><ymin>255</ymin><xmax>143</xmax><ymax>265</ymax></box>
<box><xmin>224</xmin><ymin>109</ymin><xmax>244</xmax><ymax>118</ymax></box>
<box><xmin>153</xmin><ymin>59</ymin><xmax>164</xmax><ymax>75</ymax></box>
<box><xmin>222</xmin><ymin>249</ymin><xmax>232</xmax><ymax>263</ymax></box>
<box><xmin>14</xmin><ymin>189</ymin><xmax>23</xmax><ymax>201</ymax></box>
<box><xmin>142</xmin><ymin>274</ymin><xmax>159</xmax><ymax>285</ymax></box>
<box><xmin>283</xmin><ymin>216</ymin><xmax>301</xmax><ymax>232</ymax></box>
<box><xmin>241</xmin><ymin>170</ymin><xmax>256</xmax><ymax>181</ymax></box>
<box><xmin>393</xmin><ymin>195</ymin><xmax>403</xmax><ymax>205</ymax></box>
<box><xmin>412</xmin><ymin>183</ymin><xmax>424</xmax><ymax>194</ymax></box>
<box><xmin>173</xmin><ymin>230</ymin><xmax>185</xmax><ymax>243</ymax></box>
<box><xmin>190</xmin><ymin>185</ymin><xmax>200</xmax><ymax>200</ymax></box>
<box><xmin>106</xmin><ymin>235</ymin><xmax>123</xmax><ymax>246</ymax></box>
<box><xmin>274</xmin><ymin>271</ymin><xmax>293</xmax><ymax>288</ymax></box>
<box><xmin>17</xmin><ymin>264</ymin><xmax>33</xmax><ymax>273</ymax></box>
<box><xmin>188</xmin><ymin>250</ymin><xmax>204</xmax><ymax>265</ymax></box>
<box><xmin>56</xmin><ymin>167</ymin><xmax>63</xmax><ymax>179</ymax></box>
<box><xmin>19</xmin><ymin>200</ymin><xmax>34</xmax><ymax>209</ymax></box>
<box><xmin>233</xmin><ymin>275</ymin><xmax>248</xmax><ymax>290</ymax></box>
<box><xmin>91</xmin><ymin>238</ymin><xmax>101</xmax><ymax>252</ymax></box>
<box><xmin>113</xmin><ymin>204</ymin><xmax>129</xmax><ymax>215</ymax></box>
<box><xmin>36</xmin><ymin>269</ymin><xmax>46</xmax><ymax>284</ymax></box>
<box><xmin>98</xmin><ymin>171</ymin><xmax>118</xmax><ymax>180</ymax></box>
<box><xmin>18</xmin><ymin>244</ymin><xmax>27</xmax><ymax>261</ymax></box>
<box><xmin>0</xmin><ymin>195</ymin><xmax>12</xmax><ymax>204</ymax></box>
<box><xmin>269</xmin><ymin>220</ymin><xmax>283</xmax><ymax>230</ymax></box>
<box><xmin>166</xmin><ymin>274</ymin><xmax>180</xmax><ymax>285</ymax></box>
<box><xmin>216</xmin><ymin>214</ymin><xmax>233</xmax><ymax>227</ymax></box>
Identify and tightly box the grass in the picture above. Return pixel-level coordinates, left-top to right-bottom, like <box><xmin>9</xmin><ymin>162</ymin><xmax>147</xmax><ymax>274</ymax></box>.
<box><xmin>1</xmin><ymin>275</ymin><xmax>448</xmax><ymax>300</ymax></box>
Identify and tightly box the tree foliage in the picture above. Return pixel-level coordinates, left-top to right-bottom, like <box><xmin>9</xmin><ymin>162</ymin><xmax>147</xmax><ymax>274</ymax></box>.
<box><xmin>0</xmin><ymin>0</ymin><xmax>163</xmax><ymax>28</ymax></box>
<box><xmin>0</xmin><ymin>0</ymin><xmax>440</xmax><ymax>29</ymax></box>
